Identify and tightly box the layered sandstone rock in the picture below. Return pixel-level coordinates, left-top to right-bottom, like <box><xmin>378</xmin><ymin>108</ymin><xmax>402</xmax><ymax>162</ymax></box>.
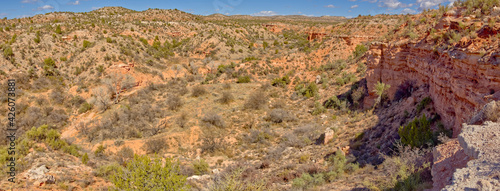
<box><xmin>365</xmin><ymin>42</ymin><xmax>500</xmax><ymax>136</ymax></box>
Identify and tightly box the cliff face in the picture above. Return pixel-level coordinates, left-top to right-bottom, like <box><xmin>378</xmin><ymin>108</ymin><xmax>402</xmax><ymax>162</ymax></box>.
<box><xmin>365</xmin><ymin>41</ymin><xmax>500</xmax><ymax>136</ymax></box>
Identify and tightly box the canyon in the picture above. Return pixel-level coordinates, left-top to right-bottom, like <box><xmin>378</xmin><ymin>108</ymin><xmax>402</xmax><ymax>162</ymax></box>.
<box><xmin>365</xmin><ymin>40</ymin><xmax>500</xmax><ymax>136</ymax></box>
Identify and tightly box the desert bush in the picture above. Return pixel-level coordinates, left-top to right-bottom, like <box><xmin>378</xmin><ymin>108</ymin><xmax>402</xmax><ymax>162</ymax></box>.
<box><xmin>25</xmin><ymin>125</ymin><xmax>80</xmax><ymax>157</ymax></box>
<box><xmin>244</xmin><ymin>129</ymin><xmax>274</xmax><ymax>144</ymax></box>
<box><xmin>244</xmin><ymin>90</ymin><xmax>267</xmax><ymax>110</ymax></box>
<box><xmin>222</xmin><ymin>83</ymin><xmax>231</xmax><ymax>89</ymax></box>
<box><xmin>320</xmin><ymin>60</ymin><xmax>346</xmax><ymax>74</ymax></box>
<box><xmin>144</xmin><ymin>138</ymin><xmax>166</xmax><ymax>154</ymax></box>
<box><xmin>166</xmin><ymin>94</ymin><xmax>183</xmax><ymax>111</ymax></box>
<box><xmin>78</xmin><ymin>102</ymin><xmax>93</xmax><ymax>114</ymax></box>
<box><xmin>96</xmin><ymin>162</ymin><xmax>121</xmax><ymax>178</ymax></box>
<box><xmin>217</xmin><ymin>91</ymin><xmax>234</xmax><ymax>104</ymax></box>
<box><xmin>398</xmin><ymin>114</ymin><xmax>433</xmax><ymax>148</ymax></box>
<box><xmin>82</xmin><ymin>153</ymin><xmax>89</xmax><ymax>165</ymax></box>
<box><xmin>49</xmin><ymin>88</ymin><xmax>66</xmax><ymax>104</ymax></box>
<box><xmin>295</xmin><ymin>82</ymin><xmax>318</xmax><ymax>98</ymax></box>
<box><xmin>191</xmin><ymin>85</ymin><xmax>207</xmax><ymax>97</ymax></box>
<box><xmin>265</xmin><ymin>109</ymin><xmax>295</xmax><ymax>123</ymax></box>
<box><xmin>416</xmin><ymin>97</ymin><xmax>432</xmax><ymax>113</ymax></box>
<box><xmin>192</xmin><ymin>159</ymin><xmax>209</xmax><ymax>175</ymax></box>
<box><xmin>373</xmin><ymin>81</ymin><xmax>391</xmax><ymax>107</ymax></box>
<box><xmin>281</xmin><ymin>133</ymin><xmax>307</xmax><ymax>148</ymax></box>
<box><xmin>116</xmin><ymin>146</ymin><xmax>134</xmax><ymax>164</ymax></box>
<box><xmin>377</xmin><ymin>142</ymin><xmax>432</xmax><ymax>190</ymax></box>
<box><xmin>353</xmin><ymin>44</ymin><xmax>368</xmax><ymax>58</ymax></box>
<box><xmin>111</xmin><ymin>155</ymin><xmax>189</xmax><ymax>190</ymax></box>
<box><xmin>95</xmin><ymin>144</ymin><xmax>106</xmax><ymax>157</ymax></box>
<box><xmin>200</xmin><ymin>130</ymin><xmax>227</xmax><ymax>154</ymax></box>
<box><xmin>3</xmin><ymin>45</ymin><xmax>13</xmax><ymax>59</ymax></box>
<box><xmin>237</xmin><ymin>75</ymin><xmax>251</xmax><ymax>83</ymax></box>
<box><xmin>176</xmin><ymin>113</ymin><xmax>188</xmax><ymax>128</ymax></box>
<box><xmin>209</xmin><ymin>168</ymin><xmax>266</xmax><ymax>191</ymax></box>
<box><xmin>202</xmin><ymin>113</ymin><xmax>225</xmax><ymax>128</ymax></box>
<box><xmin>83</xmin><ymin>40</ymin><xmax>92</xmax><ymax>49</ymax></box>
<box><xmin>271</xmin><ymin>75</ymin><xmax>290</xmax><ymax>87</ymax></box>
<box><xmin>292</xmin><ymin>173</ymin><xmax>325</xmax><ymax>190</ymax></box>
<box><xmin>312</xmin><ymin>101</ymin><xmax>326</xmax><ymax>115</ymax></box>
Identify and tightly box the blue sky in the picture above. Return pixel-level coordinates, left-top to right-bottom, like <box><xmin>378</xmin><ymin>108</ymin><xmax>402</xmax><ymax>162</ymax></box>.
<box><xmin>0</xmin><ymin>0</ymin><xmax>456</xmax><ymax>19</ymax></box>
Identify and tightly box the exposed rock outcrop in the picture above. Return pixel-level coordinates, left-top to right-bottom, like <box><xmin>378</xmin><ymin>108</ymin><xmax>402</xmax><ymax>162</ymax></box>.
<box><xmin>365</xmin><ymin>42</ymin><xmax>500</xmax><ymax>136</ymax></box>
<box><xmin>430</xmin><ymin>139</ymin><xmax>471</xmax><ymax>190</ymax></box>
<box><xmin>440</xmin><ymin>121</ymin><xmax>500</xmax><ymax>190</ymax></box>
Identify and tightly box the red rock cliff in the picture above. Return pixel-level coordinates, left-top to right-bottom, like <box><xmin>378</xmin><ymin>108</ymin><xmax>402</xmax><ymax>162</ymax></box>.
<box><xmin>365</xmin><ymin>41</ymin><xmax>500</xmax><ymax>136</ymax></box>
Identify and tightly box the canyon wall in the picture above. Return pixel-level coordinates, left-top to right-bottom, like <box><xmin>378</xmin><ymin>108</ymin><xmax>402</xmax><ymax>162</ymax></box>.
<box><xmin>365</xmin><ymin>41</ymin><xmax>500</xmax><ymax>136</ymax></box>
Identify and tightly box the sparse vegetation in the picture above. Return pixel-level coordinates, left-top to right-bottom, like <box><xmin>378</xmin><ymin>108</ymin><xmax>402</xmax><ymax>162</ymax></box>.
<box><xmin>111</xmin><ymin>155</ymin><xmax>189</xmax><ymax>190</ymax></box>
<box><xmin>399</xmin><ymin>114</ymin><xmax>433</xmax><ymax>148</ymax></box>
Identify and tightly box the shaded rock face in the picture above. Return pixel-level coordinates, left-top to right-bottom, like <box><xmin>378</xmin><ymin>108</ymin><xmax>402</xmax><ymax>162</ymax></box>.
<box><xmin>365</xmin><ymin>43</ymin><xmax>500</xmax><ymax>136</ymax></box>
<box><xmin>442</xmin><ymin>121</ymin><xmax>500</xmax><ymax>190</ymax></box>
<box><xmin>430</xmin><ymin>140</ymin><xmax>471</xmax><ymax>191</ymax></box>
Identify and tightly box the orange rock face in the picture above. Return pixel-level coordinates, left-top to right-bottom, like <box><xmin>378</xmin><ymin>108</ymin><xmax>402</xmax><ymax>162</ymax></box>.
<box><xmin>365</xmin><ymin>42</ymin><xmax>500</xmax><ymax>136</ymax></box>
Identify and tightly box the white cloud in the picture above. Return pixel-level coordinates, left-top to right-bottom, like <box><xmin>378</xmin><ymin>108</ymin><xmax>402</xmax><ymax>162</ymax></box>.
<box><xmin>416</xmin><ymin>0</ymin><xmax>455</xmax><ymax>10</ymax></box>
<box><xmin>21</xmin><ymin>0</ymin><xmax>39</xmax><ymax>3</ymax></box>
<box><xmin>251</xmin><ymin>11</ymin><xmax>277</xmax><ymax>16</ymax></box>
<box><xmin>18</xmin><ymin>14</ymin><xmax>32</xmax><ymax>18</ymax></box>
<box><xmin>351</xmin><ymin>5</ymin><xmax>359</xmax><ymax>8</ymax></box>
<box><xmin>324</xmin><ymin>4</ymin><xmax>336</xmax><ymax>8</ymax></box>
<box><xmin>34</xmin><ymin>5</ymin><xmax>54</xmax><ymax>11</ymax></box>
<box><xmin>401</xmin><ymin>8</ymin><xmax>417</xmax><ymax>14</ymax></box>
<box><xmin>379</xmin><ymin>0</ymin><xmax>409</xmax><ymax>9</ymax></box>
<box><xmin>69</xmin><ymin>0</ymin><xmax>79</xmax><ymax>5</ymax></box>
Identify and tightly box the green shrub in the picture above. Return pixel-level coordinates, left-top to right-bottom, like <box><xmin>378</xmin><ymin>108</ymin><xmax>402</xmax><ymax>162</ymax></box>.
<box><xmin>96</xmin><ymin>162</ymin><xmax>122</xmax><ymax>178</ymax></box>
<box><xmin>3</xmin><ymin>45</ymin><xmax>13</xmax><ymax>59</ymax></box>
<box><xmin>55</xmin><ymin>25</ymin><xmax>62</xmax><ymax>34</ymax></box>
<box><xmin>60</xmin><ymin>56</ymin><xmax>67</xmax><ymax>61</ymax></box>
<box><xmin>78</xmin><ymin>102</ymin><xmax>93</xmax><ymax>114</ymax></box>
<box><xmin>111</xmin><ymin>155</ymin><xmax>189</xmax><ymax>190</ymax></box>
<box><xmin>34</xmin><ymin>31</ymin><xmax>41</xmax><ymax>43</ymax></box>
<box><xmin>82</xmin><ymin>153</ymin><xmax>89</xmax><ymax>165</ymax></box>
<box><xmin>25</xmin><ymin>125</ymin><xmax>80</xmax><ymax>156</ymax></box>
<box><xmin>312</xmin><ymin>101</ymin><xmax>326</xmax><ymax>115</ymax></box>
<box><xmin>242</xmin><ymin>56</ymin><xmax>258</xmax><ymax>63</ymax></box>
<box><xmin>83</xmin><ymin>40</ymin><xmax>92</xmax><ymax>49</ymax></box>
<box><xmin>292</xmin><ymin>173</ymin><xmax>325</xmax><ymax>189</ymax></box>
<box><xmin>353</xmin><ymin>44</ymin><xmax>368</xmax><ymax>58</ymax></box>
<box><xmin>271</xmin><ymin>75</ymin><xmax>290</xmax><ymax>87</ymax></box>
<box><xmin>416</xmin><ymin>97</ymin><xmax>432</xmax><ymax>113</ymax></box>
<box><xmin>296</xmin><ymin>82</ymin><xmax>318</xmax><ymax>98</ymax></box>
<box><xmin>237</xmin><ymin>75</ymin><xmax>251</xmax><ymax>83</ymax></box>
<box><xmin>191</xmin><ymin>159</ymin><xmax>209</xmax><ymax>175</ymax></box>
<box><xmin>95</xmin><ymin>145</ymin><xmax>106</xmax><ymax>157</ymax></box>
<box><xmin>209</xmin><ymin>168</ymin><xmax>266</xmax><ymax>190</ymax></box>
<box><xmin>398</xmin><ymin>114</ymin><xmax>433</xmax><ymax>148</ymax></box>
